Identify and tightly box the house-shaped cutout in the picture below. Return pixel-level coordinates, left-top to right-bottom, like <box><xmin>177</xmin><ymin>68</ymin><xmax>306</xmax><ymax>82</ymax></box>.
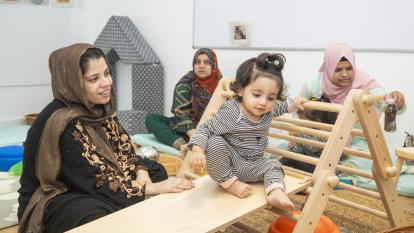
<box><xmin>95</xmin><ymin>16</ymin><xmax>164</xmax><ymax>135</ymax></box>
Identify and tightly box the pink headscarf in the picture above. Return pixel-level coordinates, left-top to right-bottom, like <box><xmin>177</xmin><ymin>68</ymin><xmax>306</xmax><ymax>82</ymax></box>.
<box><xmin>320</xmin><ymin>43</ymin><xmax>381</xmax><ymax>104</ymax></box>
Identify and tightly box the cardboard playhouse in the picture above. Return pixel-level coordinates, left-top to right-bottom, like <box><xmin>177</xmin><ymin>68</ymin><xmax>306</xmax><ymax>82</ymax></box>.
<box><xmin>95</xmin><ymin>16</ymin><xmax>164</xmax><ymax>135</ymax></box>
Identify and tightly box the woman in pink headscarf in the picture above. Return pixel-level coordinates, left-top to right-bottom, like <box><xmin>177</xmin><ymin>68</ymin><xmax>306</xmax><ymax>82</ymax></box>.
<box><xmin>298</xmin><ymin>42</ymin><xmax>407</xmax><ymax>194</ymax></box>
<box><xmin>301</xmin><ymin>42</ymin><xmax>405</xmax><ymax>108</ymax></box>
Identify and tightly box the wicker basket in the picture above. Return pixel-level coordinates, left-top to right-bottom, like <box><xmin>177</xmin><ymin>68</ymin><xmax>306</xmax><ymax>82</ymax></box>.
<box><xmin>159</xmin><ymin>153</ymin><xmax>182</xmax><ymax>176</ymax></box>
<box><xmin>379</xmin><ymin>225</ymin><xmax>414</xmax><ymax>233</ymax></box>
<box><xmin>24</xmin><ymin>113</ymin><xmax>38</xmax><ymax>125</ymax></box>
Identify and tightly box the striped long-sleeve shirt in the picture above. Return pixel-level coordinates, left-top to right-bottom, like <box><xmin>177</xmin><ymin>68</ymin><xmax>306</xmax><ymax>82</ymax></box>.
<box><xmin>189</xmin><ymin>98</ymin><xmax>296</xmax><ymax>157</ymax></box>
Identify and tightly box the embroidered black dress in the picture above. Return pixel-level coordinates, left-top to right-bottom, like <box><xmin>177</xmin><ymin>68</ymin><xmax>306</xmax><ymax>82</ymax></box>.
<box><xmin>18</xmin><ymin>99</ymin><xmax>167</xmax><ymax>233</ymax></box>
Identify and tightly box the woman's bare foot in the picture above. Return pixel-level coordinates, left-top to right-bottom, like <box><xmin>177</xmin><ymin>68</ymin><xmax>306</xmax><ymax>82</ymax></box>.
<box><xmin>266</xmin><ymin>188</ymin><xmax>295</xmax><ymax>211</ymax></box>
<box><xmin>226</xmin><ymin>180</ymin><xmax>253</xmax><ymax>198</ymax></box>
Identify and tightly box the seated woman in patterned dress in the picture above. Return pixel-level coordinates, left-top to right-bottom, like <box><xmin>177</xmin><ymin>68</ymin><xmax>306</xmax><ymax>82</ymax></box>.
<box><xmin>17</xmin><ymin>43</ymin><xmax>193</xmax><ymax>233</ymax></box>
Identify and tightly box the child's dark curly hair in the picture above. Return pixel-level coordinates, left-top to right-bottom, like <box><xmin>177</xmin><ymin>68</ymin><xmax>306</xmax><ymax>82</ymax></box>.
<box><xmin>230</xmin><ymin>53</ymin><xmax>287</xmax><ymax>101</ymax></box>
<box><xmin>301</xmin><ymin>94</ymin><xmax>338</xmax><ymax>124</ymax></box>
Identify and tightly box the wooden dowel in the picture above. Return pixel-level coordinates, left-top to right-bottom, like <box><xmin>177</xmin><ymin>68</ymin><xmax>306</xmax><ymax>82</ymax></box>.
<box><xmin>276</xmin><ymin>115</ymin><xmax>333</xmax><ymax>131</ymax></box>
<box><xmin>283</xmin><ymin>166</ymin><xmax>312</xmax><ymax>179</ymax></box>
<box><xmin>302</xmin><ymin>101</ymin><xmax>342</xmax><ymax>113</ymax></box>
<box><xmin>271</xmin><ymin>121</ymin><xmax>331</xmax><ymax>139</ymax></box>
<box><xmin>305</xmin><ymin>188</ymin><xmax>387</xmax><ymax>218</ymax></box>
<box><xmin>336</xmin><ymin>165</ymin><xmax>374</xmax><ymax>180</ymax></box>
<box><xmin>336</xmin><ymin>182</ymin><xmax>381</xmax><ymax>199</ymax></box>
<box><xmin>328</xmin><ymin>195</ymin><xmax>387</xmax><ymax>218</ymax></box>
<box><xmin>268</xmin><ymin>132</ymin><xmax>371</xmax><ymax>159</ymax></box>
<box><xmin>395</xmin><ymin>147</ymin><xmax>414</xmax><ymax>160</ymax></box>
<box><xmin>268</xmin><ymin>147</ymin><xmax>319</xmax><ymax>165</ymax></box>
<box><xmin>275</xmin><ymin>115</ymin><xmax>365</xmax><ymax>137</ymax></box>
<box><xmin>269</xmin><ymin>131</ymin><xmax>325</xmax><ymax>148</ymax></box>
<box><xmin>342</xmin><ymin>147</ymin><xmax>371</xmax><ymax>159</ymax></box>
<box><xmin>268</xmin><ymin>146</ymin><xmax>373</xmax><ymax>180</ymax></box>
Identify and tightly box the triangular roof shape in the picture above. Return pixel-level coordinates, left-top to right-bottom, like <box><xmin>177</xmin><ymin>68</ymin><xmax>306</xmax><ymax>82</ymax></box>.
<box><xmin>95</xmin><ymin>16</ymin><xmax>160</xmax><ymax>64</ymax></box>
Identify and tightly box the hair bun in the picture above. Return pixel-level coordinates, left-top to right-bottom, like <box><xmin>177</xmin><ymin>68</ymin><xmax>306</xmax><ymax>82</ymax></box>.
<box><xmin>256</xmin><ymin>53</ymin><xmax>285</xmax><ymax>71</ymax></box>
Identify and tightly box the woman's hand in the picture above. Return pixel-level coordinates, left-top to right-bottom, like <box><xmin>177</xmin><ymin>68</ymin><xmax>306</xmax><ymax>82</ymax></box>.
<box><xmin>145</xmin><ymin>177</ymin><xmax>194</xmax><ymax>195</ymax></box>
<box><xmin>389</xmin><ymin>91</ymin><xmax>405</xmax><ymax>109</ymax></box>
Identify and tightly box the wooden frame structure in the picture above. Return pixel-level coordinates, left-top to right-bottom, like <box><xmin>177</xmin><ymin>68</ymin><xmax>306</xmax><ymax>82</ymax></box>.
<box><xmin>69</xmin><ymin>77</ymin><xmax>411</xmax><ymax>233</ymax></box>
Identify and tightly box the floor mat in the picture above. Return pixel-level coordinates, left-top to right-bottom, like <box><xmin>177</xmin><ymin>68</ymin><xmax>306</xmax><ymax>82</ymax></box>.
<box><xmin>0</xmin><ymin>172</ymin><xmax>19</xmax><ymax>229</ymax></box>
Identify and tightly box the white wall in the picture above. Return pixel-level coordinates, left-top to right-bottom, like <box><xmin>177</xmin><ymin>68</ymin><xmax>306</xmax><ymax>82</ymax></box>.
<box><xmin>1</xmin><ymin>0</ymin><xmax>412</xmax><ymax>149</ymax></box>
<box><xmin>0</xmin><ymin>1</ymin><xmax>93</xmax><ymax>122</ymax></box>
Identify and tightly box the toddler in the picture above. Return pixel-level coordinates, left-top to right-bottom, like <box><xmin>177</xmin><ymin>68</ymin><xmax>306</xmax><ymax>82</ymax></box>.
<box><xmin>188</xmin><ymin>53</ymin><xmax>307</xmax><ymax>210</ymax></box>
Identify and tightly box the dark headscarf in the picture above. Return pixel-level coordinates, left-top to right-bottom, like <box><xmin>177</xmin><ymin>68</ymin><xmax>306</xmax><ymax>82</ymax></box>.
<box><xmin>175</xmin><ymin>48</ymin><xmax>222</xmax><ymax>125</ymax></box>
<box><xmin>19</xmin><ymin>43</ymin><xmax>119</xmax><ymax>233</ymax></box>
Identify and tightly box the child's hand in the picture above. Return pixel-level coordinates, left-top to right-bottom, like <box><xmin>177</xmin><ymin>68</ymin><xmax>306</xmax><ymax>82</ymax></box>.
<box><xmin>293</xmin><ymin>96</ymin><xmax>308</xmax><ymax>111</ymax></box>
<box><xmin>189</xmin><ymin>151</ymin><xmax>206</xmax><ymax>173</ymax></box>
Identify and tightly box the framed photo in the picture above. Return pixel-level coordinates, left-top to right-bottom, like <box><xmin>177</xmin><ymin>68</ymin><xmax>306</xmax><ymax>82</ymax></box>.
<box><xmin>229</xmin><ymin>21</ymin><xmax>251</xmax><ymax>47</ymax></box>
<box><xmin>51</xmin><ymin>0</ymin><xmax>74</xmax><ymax>8</ymax></box>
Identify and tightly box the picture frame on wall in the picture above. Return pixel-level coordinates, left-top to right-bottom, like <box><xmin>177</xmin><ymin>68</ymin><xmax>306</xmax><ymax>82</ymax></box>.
<box><xmin>51</xmin><ymin>0</ymin><xmax>74</xmax><ymax>8</ymax></box>
<box><xmin>229</xmin><ymin>21</ymin><xmax>251</xmax><ymax>47</ymax></box>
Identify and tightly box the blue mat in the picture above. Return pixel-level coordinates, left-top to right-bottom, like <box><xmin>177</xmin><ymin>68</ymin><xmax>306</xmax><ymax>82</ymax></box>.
<box><xmin>0</xmin><ymin>146</ymin><xmax>23</xmax><ymax>172</ymax></box>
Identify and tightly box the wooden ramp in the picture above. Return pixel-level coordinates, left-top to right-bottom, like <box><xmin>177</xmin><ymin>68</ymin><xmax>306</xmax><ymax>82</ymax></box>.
<box><xmin>68</xmin><ymin>175</ymin><xmax>310</xmax><ymax>233</ymax></box>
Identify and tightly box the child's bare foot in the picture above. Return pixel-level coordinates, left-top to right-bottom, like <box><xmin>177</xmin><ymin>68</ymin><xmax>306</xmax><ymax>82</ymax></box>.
<box><xmin>226</xmin><ymin>180</ymin><xmax>253</xmax><ymax>198</ymax></box>
<box><xmin>266</xmin><ymin>188</ymin><xmax>295</xmax><ymax>211</ymax></box>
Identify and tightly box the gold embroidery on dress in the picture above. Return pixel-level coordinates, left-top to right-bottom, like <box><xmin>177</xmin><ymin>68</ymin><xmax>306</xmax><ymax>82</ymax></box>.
<box><xmin>73</xmin><ymin>118</ymin><xmax>144</xmax><ymax>198</ymax></box>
